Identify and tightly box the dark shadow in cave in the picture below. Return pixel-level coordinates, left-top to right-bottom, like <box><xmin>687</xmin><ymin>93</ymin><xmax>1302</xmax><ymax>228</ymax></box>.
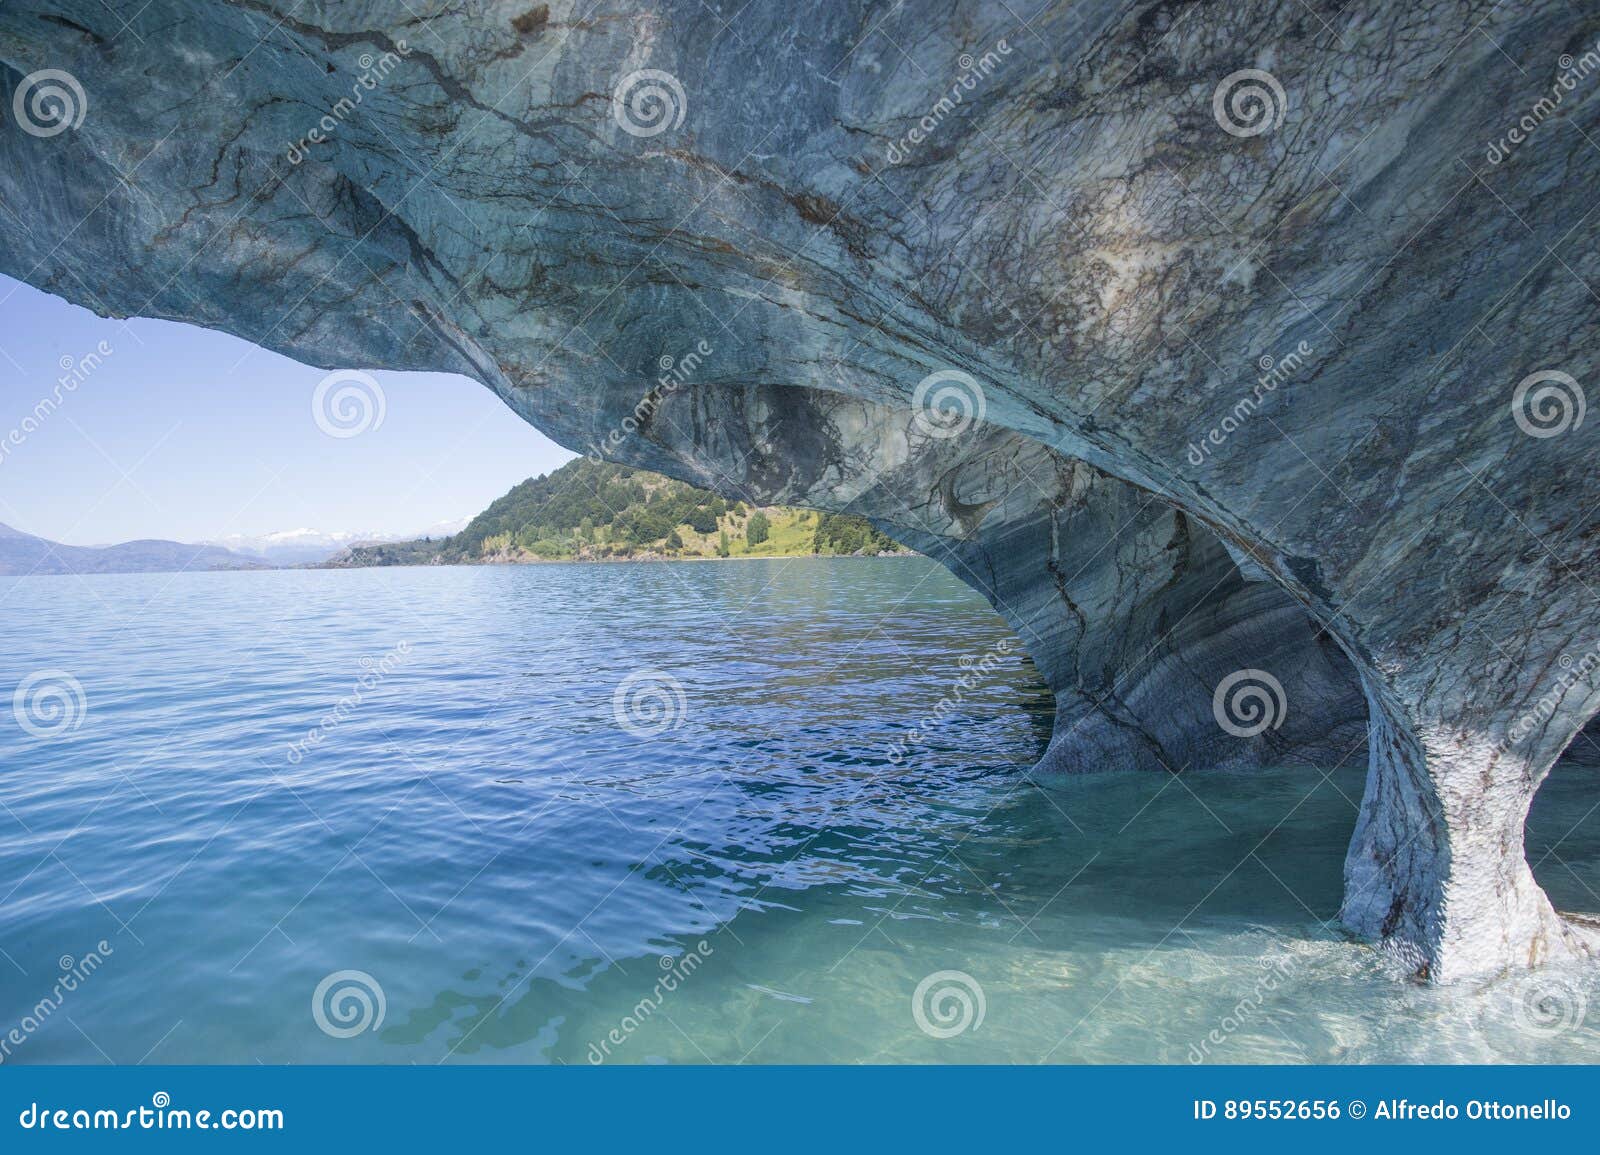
<box><xmin>1529</xmin><ymin>718</ymin><xmax>1600</xmax><ymax>917</ymax></box>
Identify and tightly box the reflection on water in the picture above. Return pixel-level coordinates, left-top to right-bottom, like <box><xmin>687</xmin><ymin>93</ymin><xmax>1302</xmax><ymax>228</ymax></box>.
<box><xmin>1</xmin><ymin>559</ymin><xmax>1596</xmax><ymax>1063</ymax></box>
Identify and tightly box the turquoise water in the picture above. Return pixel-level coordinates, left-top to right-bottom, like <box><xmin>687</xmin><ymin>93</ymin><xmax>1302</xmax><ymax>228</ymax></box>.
<box><xmin>2</xmin><ymin>558</ymin><xmax>1597</xmax><ymax>1064</ymax></box>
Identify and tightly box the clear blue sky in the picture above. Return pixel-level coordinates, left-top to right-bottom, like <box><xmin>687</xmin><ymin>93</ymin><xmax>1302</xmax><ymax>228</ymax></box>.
<box><xmin>0</xmin><ymin>274</ymin><xmax>574</xmax><ymax>546</ymax></box>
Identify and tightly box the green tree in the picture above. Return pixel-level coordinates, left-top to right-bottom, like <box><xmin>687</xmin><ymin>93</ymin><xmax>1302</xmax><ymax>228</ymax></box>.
<box><xmin>747</xmin><ymin>510</ymin><xmax>770</xmax><ymax>546</ymax></box>
<box><xmin>718</xmin><ymin>529</ymin><xmax>730</xmax><ymax>557</ymax></box>
<box><xmin>814</xmin><ymin>512</ymin><xmax>897</xmax><ymax>555</ymax></box>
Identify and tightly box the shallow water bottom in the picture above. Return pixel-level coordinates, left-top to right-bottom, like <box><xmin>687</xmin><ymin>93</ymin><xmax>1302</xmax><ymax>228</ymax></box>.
<box><xmin>1</xmin><ymin>559</ymin><xmax>1596</xmax><ymax>1063</ymax></box>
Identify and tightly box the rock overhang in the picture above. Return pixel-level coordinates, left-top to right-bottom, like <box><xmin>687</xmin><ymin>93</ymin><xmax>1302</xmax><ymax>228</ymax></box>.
<box><xmin>2</xmin><ymin>0</ymin><xmax>1599</xmax><ymax>980</ymax></box>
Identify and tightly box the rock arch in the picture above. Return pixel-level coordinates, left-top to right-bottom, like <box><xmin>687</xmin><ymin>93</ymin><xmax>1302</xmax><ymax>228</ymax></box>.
<box><xmin>3</xmin><ymin>0</ymin><xmax>1599</xmax><ymax>979</ymax></box>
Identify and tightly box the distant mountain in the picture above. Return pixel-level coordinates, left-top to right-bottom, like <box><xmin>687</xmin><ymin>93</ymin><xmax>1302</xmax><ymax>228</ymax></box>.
<box><xmin>0</xmin><ymin>522</ymin><xmax>270</xmax><ymax>576</ymax></box>
<box><xmin>207</xmin><ymin>519</ymin><xmax>469</xmax><ymax>566</ymax></box>
<box><xmin>325</xmin><ymin>459</ymin><xmax>905</xmax><ymax>567</ymax></box>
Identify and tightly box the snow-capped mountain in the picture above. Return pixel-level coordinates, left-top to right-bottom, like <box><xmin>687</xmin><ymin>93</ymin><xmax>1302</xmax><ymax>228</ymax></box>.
<box><xmin>209</xmin><ymin>519</ymin><xmax>469</xmax><ymax>565</ymax></box>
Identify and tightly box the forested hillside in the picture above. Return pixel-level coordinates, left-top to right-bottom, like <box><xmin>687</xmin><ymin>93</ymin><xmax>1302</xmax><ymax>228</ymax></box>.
<box><xmin>330</xmin><ymin>459</ymin><xmax>904</xmax><ymax>566</ymax></box>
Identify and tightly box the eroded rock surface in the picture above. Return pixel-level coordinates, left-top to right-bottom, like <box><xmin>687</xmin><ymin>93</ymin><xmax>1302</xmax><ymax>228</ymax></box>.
<box><xmin>3</xmin><ymin>0</ymin><xmax>1599</xmax><ymax>979</ymax></box>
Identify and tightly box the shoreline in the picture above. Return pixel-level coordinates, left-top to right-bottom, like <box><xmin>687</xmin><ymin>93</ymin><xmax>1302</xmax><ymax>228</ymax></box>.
<box><xmin>0</xmin><ymin>552</ymin><xmax>925</xmax><ymax>580</ymax></box>
<box><xmin>317</xmin><ymin>549</ymin><xmax>921</xmax><ymax>571</ymax></box>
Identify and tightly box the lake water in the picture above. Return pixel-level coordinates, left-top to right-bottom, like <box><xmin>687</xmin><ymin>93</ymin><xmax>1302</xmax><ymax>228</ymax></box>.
<box><xmin>2</xmin><ymin>558</ymin><xmax>1598</xmax><ymax>1064</ymax></box>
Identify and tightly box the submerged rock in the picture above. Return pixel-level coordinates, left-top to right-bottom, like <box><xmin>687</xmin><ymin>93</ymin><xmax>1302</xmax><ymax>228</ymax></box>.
<box><xmin>2</xmin><ymin>0</ymin><xmax>1598</xmax><ymax>980</ymax></box>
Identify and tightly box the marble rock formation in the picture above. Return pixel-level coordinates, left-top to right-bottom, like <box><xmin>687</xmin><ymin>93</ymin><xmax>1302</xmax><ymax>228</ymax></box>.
<box><xmin>3</xmin><ymin>0</ymin><xmax>1599</xmax><ymax>980</ymax></box>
